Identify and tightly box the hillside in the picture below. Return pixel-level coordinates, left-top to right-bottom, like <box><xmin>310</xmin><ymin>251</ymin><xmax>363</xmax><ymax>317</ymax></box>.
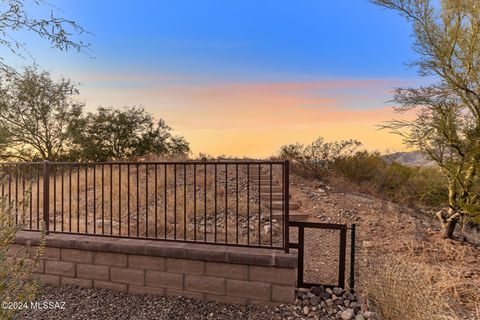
<box><xmin>383</xmin><ymin>151</ymin><xmax>435</xmax><ymax>167</ymax></box>
<box><xmin>288</xmin><ymin>172</ymin><xmax>480</xmax><ymax>319</ymax></box>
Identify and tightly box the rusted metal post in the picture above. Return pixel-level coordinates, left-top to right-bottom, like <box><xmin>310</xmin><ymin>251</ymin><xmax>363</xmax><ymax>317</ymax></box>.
<box><xmin>339</xmin><ymin>226</ymin><xmax>347</xmax><ymax>288</ymax></box>
<box><xmin>42</xmin><ymin>160</ymin><xmax>50</xmax><ymax>234</ymax></box>
<box><xmin>349</xmin><ymin>224</ymin><xmax>356</xmax><ymax>293</ymax></box>
<box><xmin>284</xmin><ymin>160</ymin><xmax>290</xmax><ymax>253</ymax></box>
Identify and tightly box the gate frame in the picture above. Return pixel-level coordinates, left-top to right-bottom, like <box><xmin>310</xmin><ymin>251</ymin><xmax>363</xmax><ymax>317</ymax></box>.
<box><xmin>288</xmin><ymin>220</ymin><xmax>356</xmax><ymax>292</ymax></box>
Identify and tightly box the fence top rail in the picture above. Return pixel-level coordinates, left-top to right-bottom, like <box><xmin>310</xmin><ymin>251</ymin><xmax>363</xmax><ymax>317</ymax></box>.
<box><xmin>289</xmin><ymin>220</ymin><xmax>348</xmax><ymax>230</ymax></box>
<box><xmin>0</xmin><ymin>160</ymin><xmax>287</xmax><ymax>166</ymax></box>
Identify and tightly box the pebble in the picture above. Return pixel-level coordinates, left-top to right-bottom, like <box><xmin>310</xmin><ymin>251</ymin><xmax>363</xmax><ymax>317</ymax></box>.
<box><xmin>341</xmin><ymin>308</ymin><xmax>355</xmax><ymax>320</ymax></box>
<box><xmin>303</xmin><ymin>306</ymin><xmax>310</xmax><ymax>315</ymax></box>
<box><xmin>294</xmin><ymin>287</ymin><xmax>368</xmax><ymax>320</ymax></box>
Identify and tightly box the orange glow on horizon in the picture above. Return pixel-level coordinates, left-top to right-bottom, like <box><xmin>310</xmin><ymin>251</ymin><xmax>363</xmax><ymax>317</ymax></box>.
<box><xmin>77</xmin><ymin>75</ymin><xmax>413</xmax><ymax>157</ymax></box>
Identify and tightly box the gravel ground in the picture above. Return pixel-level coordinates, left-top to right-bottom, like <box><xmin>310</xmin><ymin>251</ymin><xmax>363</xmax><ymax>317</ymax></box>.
<box><xmin>17</xmin><ymin>285</ymin><xmax>298</xmax><ymax>320</ymax></box>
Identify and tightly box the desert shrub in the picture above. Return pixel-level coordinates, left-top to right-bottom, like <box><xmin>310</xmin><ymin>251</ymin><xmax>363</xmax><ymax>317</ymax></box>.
<box><xmin>280</xmin><ymin>137</ymin><xmax>361</xmax><ymax>178</ymax></box>
<box><xmin>0</xmin><ymin>193</ymin><xmax>45</xmax><ymax>319</ymax></box>
<box><xmin>361</xmin><ymin>253</ymin><xmax>458</xmax><ymax>320</ymax></box>
<box><xmin>333</xmin><ymin>150</ymin><xmax>447</xmax><ymax>207</ymax></box>
<box><xmin>333</xmin><ymin>151</ymin><xmax>385</xmax><ymax>184</ymax></box>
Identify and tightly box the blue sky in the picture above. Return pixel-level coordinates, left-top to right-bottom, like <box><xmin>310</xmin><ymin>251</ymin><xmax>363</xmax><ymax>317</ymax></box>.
<box><xmin>23</xmin><ymin>0</ymin><xmax>417</xmax><ymax>79</ymax></box>
<box><xmin>3</xmin><ymin>0</ymin><xmax>423</xmax><ymax>156</ymax></box>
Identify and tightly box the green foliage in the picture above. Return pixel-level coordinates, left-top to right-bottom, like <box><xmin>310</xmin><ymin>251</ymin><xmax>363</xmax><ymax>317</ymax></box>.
<box><xmin>0</xmin><ymin>68</ymin><xmax>190</xmax><ymax>162</ymax></box>
<box><xmin>0</xmin><ymin>0</ymin><xmax>89</xmax><ymax>73</ymax></box>
<box><xmin>0</xmin><ymin>67</ymin><xmax>84</xmax><ymax>161</ymax></box>
<box><xmin>280</xmin><ymin>137</ymin><xmax>361</xmax><ymax>178</ymax></box>
<box><xmin>0</xmin><ymin>187</ymin><xmax>45</xmax><ymax>319</ymax></box>
<box><xmin>335</xmin><ymin>151</ymin><xmax>447</xmax><ymax>206</ymax></box>
<box><xmin>280</xmin><ymin>137</ymin><xmax>448</xmax><ymax>208</ymax></box>
<box><xmin>372</xmin><ymin>0</ymin><xmax>480</xmax><ymax>237</ymax></box>
<box><xmin>71</xmin><ymin>106</ymin><xmax>190</xmax><ymax>161</ymax></box>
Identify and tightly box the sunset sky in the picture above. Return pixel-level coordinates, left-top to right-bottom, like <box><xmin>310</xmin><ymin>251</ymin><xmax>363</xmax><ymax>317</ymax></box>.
<box><xmin>7</xmin><ymin>0</ymin><xmax>429</xmax><ymax>157</ymax></box>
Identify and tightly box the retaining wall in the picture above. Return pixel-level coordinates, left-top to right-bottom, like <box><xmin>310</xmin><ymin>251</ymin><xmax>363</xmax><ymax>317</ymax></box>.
<box><xmin>10</xmin><ymin>232</ymin><xmax>297</xmax><ymax>305</ymax></box>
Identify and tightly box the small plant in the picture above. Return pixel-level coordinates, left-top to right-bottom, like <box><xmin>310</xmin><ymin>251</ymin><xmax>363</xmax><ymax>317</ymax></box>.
<box><xmin>0</xmin><ymin>190</ymin><xmax>45</xmax><ymax>320</ymax></box>
<box><xmin>361</xmin><ymin>252</ymin><xmax>458</xmax><ymax>320</ymax></box>
<box><xmin>280</xmin><ymin>136</ymin><xmax>361</xmax><ymax>178</ymax></box>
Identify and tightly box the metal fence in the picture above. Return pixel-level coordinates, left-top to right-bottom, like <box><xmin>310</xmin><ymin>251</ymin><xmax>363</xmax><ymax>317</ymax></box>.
<box><xmin>289</xmin><ymin>221</ymin><xmax>356</xmax><ymax>292</ymax></box>
<box><xmin>0</xmin><ymin>160</ymin><xmax>290</xmax><ymax>251</ymax></box>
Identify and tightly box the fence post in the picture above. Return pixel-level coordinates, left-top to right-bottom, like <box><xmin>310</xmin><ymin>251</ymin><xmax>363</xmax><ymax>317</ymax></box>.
<box><xmin>349</xmin><ymin>224</ymin><xmax>356</xmax><ymax>293</ymax></box>
<box><xmin>43</xmin><ymin>160</ymin><xmax>50</xmax><ymax>235</ymax></box>
<box><xmin>338</xmin><ymin>226</ymin><xmax>347</xmax><ymax>288</ymax></box>
<box><xmin>284</xmin><ymin>160</ymin><xmax>290</xmax><ymax>253</ymax></box>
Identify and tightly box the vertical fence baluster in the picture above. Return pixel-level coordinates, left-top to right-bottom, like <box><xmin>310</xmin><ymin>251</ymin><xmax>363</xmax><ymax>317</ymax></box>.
<box><xmin>118</xmin><ymin>164</ymin><xmax>122</xmax><ymax>236</ymax></box>
<box><xmin>85</xmin><ymin>165</ymin><xmax>88</xmax><ymax>234</ymax></box>
<box><xmin>204</xmin><ymin>163</ymin><xmax>207</xmax><ymax>242</ymax></box>
<box><xmin>61</xmin><ymin>166</ymin><xmax>64</xmax><ymax>232</ymax></box>
<box><xmin>102</xmin><ymin>164</ymin><xmax>105</xmax><ymax>235</ymax></box>
<box><xmin>214</xmin><ymin>164</ymin><xmax>218</xmax><ymax>243</ymax></box>
<box><xmin>77</xmin><ymin>165</ymin><xmax>80</xmax><ymax>233</ymax></box>
<box><xmin>349</xmin><ymin>224</ymin><xmax>356</xmax><ymax>293</ymax></box>
<box><xmin>22</xmin><ymin>166</ymin><xmax>25</xmax><ymax>224</ymax></box>
<box><xmin>93</xmin><ymin>165</ymin><xmax>96</xmax><ymax>234</ymax></box>
<box><xmin>14</xmin><ymin>166</ymin><xmax>19</xmax><ymax>224</ymax></box>
<box><xmin>1</xmin><ymin>164</ymin><xmax>4</xmax><ymax>198</ymax></box>
<box><xmin>236</xmin><ymin>163</ymin><xmax>239</xmax><ymax>244</ymax></box>
<box><xmin>146</xmin><ymin>164</ymin><xmax>149</xmax><ymax>237</ymax></box>
<box><xmin>174</xmin><ymin>164</ymin><xmax>177</xmax><ymax>240</ymax></box>
<box><xmin>339</xmin><ymin>227</ymin><xmax>347</xmax><ymax>288</ymax></box>
<box><xmin>164</xmin><ymin>164</ymin><xmax>167</xmax><ymax>239</ymax></box>
<box><xmin>42</xmin><ymin>161</ymin><xmax>50</xmax><ymax>234</ymax></box>
<box><xmin>53</xmin><ymin>165</ymin><xmax>56</xmax><ymax>231</ymax></box>
<box><xmin>136</xmin><ymin>163</ymin><xmax>139</xmax><ymax>237</ymax></box>
<box><xmin>8</xmin><ymin>165</ymin><xmax>11</xmax><ymax>218</ymax></box>
<box><xmin>69</xmin><ymin>166</ymin><xmax>72</xmax><ymax>232</ymax></box>
<box><xmin>225</xmin><ymin>164</ymin><xmax>228</xmax><ymax>243</ymax></box>
<box><xmin>284</xmin><ymin>160</ymin><xmax>290</xmax><ymax>253</ymax></box>
<box><xmin>183</xmin><ymin>164</ymin><xmax>186</xmax><ymax>240</ymax></box>
<box><xmin>127</xmin><ymin>164</ymin><xmax>130</xmax><ymax>236</ymax></box>
<box><xmin>247</xmin><ymin>164</ymin><xmax>250</xmax><ymax>245</ymax></box>
<box><xmin>270</xmin><ymin>163</ymin><xmax>273</xmax><ymax>246</ymax></box>
<box><xmin>193</xmin><ymin>164</ymin><xmax>197</xmax><ymax>241</ymax></box>
<box><xmin>155</xmin><ymin>164</ymin><xmax>158</xmax><ymax>238</ymax></box>
<box><xmin>29</xmin><ymin>165</ymin><xmax>33</xmax><ymax>229</ymax></box>
<box><xmin>110</xmin><ymin>164</ymin><xmax>113</xmax><ymax>236</ymax></box>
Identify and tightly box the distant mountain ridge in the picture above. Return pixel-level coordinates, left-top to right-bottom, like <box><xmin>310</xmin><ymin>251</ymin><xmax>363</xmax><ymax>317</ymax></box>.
<box><xmin>383</xmin><ymin>151</ymin><xmax>435</xmax><ymax>167</ymax></box>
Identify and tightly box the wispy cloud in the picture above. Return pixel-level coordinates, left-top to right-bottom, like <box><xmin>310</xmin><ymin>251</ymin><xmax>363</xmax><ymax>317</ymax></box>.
<box><xmin>73</xmin><ymin>72</ymin><xmax>413</xmax><ymax>156</ymax></box>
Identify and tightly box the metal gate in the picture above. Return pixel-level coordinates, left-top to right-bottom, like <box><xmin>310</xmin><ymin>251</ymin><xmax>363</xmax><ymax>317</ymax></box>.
<box><xmin>289</xmin><ymin>221</ymin><xmax>356</xmax><ymax>292</ymax></box>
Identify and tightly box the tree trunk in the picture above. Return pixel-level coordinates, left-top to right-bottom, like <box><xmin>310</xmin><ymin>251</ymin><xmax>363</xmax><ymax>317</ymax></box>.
<box><xmin>440</xmin><ymin>218</ymin><xmax>458</xmax><ymax>239</ymax></box>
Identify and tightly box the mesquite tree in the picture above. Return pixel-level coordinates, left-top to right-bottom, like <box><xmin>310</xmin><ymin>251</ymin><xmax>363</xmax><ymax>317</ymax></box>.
<box><xmin>373</xmin><ymin>0</ymin><xmax>480</xmax><ymax>238</ymax></box>
<box><xmin>0</xmin><ymin>0</ymin><xmax>89</xmax><ymax>72</ymax></box>
<box><xmin>0</xmin><ymin>67</ymin><xmax>84</xmax><ymax>161</ymax></box>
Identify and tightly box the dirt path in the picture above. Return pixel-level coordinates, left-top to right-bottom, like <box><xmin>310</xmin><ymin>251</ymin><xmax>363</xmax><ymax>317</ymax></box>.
<box><xmin>287</xmin><ymin>173</ymin><xmax>480</xmax><ymax>316</ymax></box>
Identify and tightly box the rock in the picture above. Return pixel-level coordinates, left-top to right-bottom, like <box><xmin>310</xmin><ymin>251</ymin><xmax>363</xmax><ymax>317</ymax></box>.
<box><xmin>341</xmin><ymin>308</ymin><xmax>355</xmax><ymax>320</ymax></box>
<box><xmin>355</xmin><ymin>315</ymin><xmax>365</xmax><ymax>320</ymax></box>
<box><xmin>263</xmin><ymin>225</ymin><xmax>270</xmax><ymax>234</ymax></box>
<box><xmin>363</xmin><ymin>311</ymin><xmax>372</xmax><ymax>319</ymax></box>
<box><xmin>309</xmin><ymin>296</ymin><xmax>319</xmax><ymax>306</ymax></box>
<box><xmin>306</xmin><ymin>292</ymin><xmax>316</xmax><ymax>299</ymax></box>
<box><xmin>303</xmin><ymin>306</ymin><xmax>309</xmax><ymax>316</ymax></box>
<box><xmin>343</xmin><ymin>292</ymin><xmax>355</xmax><ymax>301</ymax></box>
<box><xmin>326</xmin><ymin>299</ymin><xmax>334</xmax><ymax>307</ymax></box>
<box><xmin>335</xmin><ymin>299</ymin><xmax>344</xmax><ymax>305</ymax></box>
<box><xmin>333</xmin><ymin>287</ymin><xmax>343</xmax><ymax>296</ymax></box>
<box><xmin>362</xmin><ymin>241</ymin><xmax>374</xmax><ymax>248</ymax></box>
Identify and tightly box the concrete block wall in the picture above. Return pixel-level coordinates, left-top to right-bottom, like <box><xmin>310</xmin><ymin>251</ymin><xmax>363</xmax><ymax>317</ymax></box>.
<box><xmin>10</xmin><ymin>232</ymin><xmax>298</xmax><ymax>305</ymax></box>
